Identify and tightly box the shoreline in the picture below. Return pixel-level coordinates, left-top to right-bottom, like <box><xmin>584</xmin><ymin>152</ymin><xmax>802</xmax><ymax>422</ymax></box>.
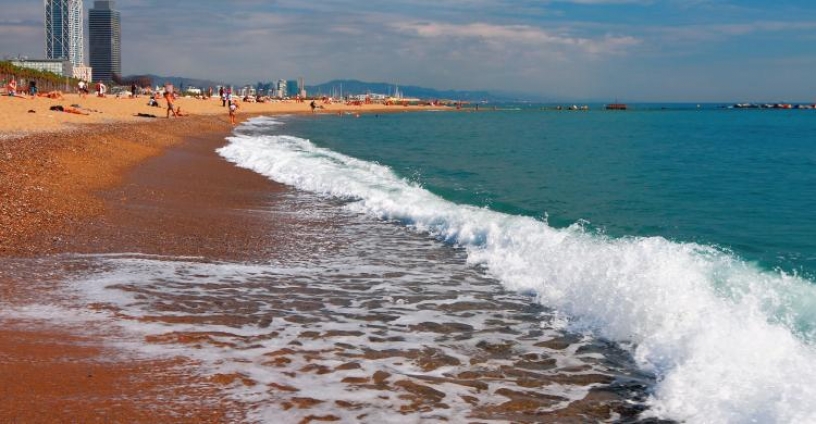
<box><xmin>0</xmin><ymin>94</ymin><xmax>451</xmax><ymax>420</ymax></box>
<box><xmin>1</xmin><ymin>101</ymin><xmax>653</xmax><ymax>422</ymax></box>
<box><xmin>0</xmin><ymin>95</ymin><xmax>311</xmax><ymax>420</ymax></box>
<box><xmin>1</xmin><ymin>93</ymin><xmax>443</xmax><ymax>256</ymax></box>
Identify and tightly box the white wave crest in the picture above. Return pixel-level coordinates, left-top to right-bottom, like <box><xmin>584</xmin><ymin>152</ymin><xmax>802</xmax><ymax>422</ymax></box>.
<box><xmin>217</xmin><ymin>124</ymin><xmax>816</xmax><ymax>423</ymax></box>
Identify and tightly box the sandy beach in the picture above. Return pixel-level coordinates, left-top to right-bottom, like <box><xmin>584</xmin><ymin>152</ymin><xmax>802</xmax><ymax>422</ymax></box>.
<box><xmin>0</xmin><ymin>95</ymin><xmax>651</xmax><ymax>423</ymax></box>
<box><xmin>0</xmin><ymin>95</ymin><xmax>446</xmax><ymax>422</ymax></box>
<box><xmin>0</xmin><ymin>93</ymin><xmax>442</xmax><ymax>255</ymax></box>
<box><xmin>0</xmin><ymin>92</ymin><xmax>437</xmax><ymax>137</ymax></box>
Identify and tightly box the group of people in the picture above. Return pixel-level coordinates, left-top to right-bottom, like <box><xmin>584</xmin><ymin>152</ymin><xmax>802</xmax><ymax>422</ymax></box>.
<box><xmin>75</xmin><ymin>80</ymin><xmax>108</xmax><ymax>98</ymax></box>
<box><xmin>4</xmin><ymin>75</ymin><xmax>240</xmax><ymax>124</ymax></box>
<box><xmin>156</xmin><ymin>82</ymin><xmax>196</xmax><ymax>119</ymax></box>
<box><xmin>5</xmin><ymin>76</ymin><xmax>37</xmax><ymax>98</ymax></box>
<box><xmin>217</xmin><ymin>86</ymin><xmax>239</xmax><ymax>124</ymax></box>
<box><xmin>3</xmin><ymin>76</ymin><xmax>68</xmax><ymax>100</ymax></box>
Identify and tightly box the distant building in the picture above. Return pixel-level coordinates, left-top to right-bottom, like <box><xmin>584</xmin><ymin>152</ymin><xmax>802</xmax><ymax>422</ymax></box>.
<box><xmin>44</xmin><ymin>0</ymin><xmax>84</xmax><ymax>66</ymax></box>
<box><xmin>88</xmin><ymin>0</ymin><xmax>121</xmax><ymax>83</ymax></box>
<box><xmin>11</xmin><ymin>59</ymin><xmax>65</xmax><ymax>76</ymax></box>
<box><xmin>71</xmin><ymin>64</ymin><xmax>93</xmax><ymax>82</ymax></box>
<box><xmin>275</xmin><ymin>79</ymin><xmax>287</xmax><ymax>98</ymax></box>
<box><xmin>239</xmin><ymin>85</ymin><xmax>256</xmax><ymax>98</ymax></box>
<box><xmin>10</xmin><ymin>58</ymin><xmax>92</xmax><ymax>82</ymax></box>
<box><xmin>286</xmin><ymin>80</ymin><xmax>299</xmax><ymax>98</ymax></box>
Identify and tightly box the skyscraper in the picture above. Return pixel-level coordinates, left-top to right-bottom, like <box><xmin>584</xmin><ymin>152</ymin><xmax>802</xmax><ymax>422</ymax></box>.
<box><xmin>44</xmin><ymin>0</ymin><xmax>84</xmax><ymax>66</ymax></box>
<box><xmin>88</xmin><ymin>0</ymin><xmax>121</xmax><ymax>83</ymax></box>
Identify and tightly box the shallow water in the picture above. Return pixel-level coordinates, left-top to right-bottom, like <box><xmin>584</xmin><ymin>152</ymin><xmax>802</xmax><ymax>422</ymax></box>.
<box><xmin>0</xmin><ymin>191</ymin><xmax>659</xmax><ymax>423</ymax></box>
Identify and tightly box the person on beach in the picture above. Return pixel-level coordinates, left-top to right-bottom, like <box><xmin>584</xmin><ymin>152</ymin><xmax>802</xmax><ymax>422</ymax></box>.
<box><xmin>163</xmin><ymin>82</ymin><xmax>177</xmax><ymax>118</ymax></box>
<box><xmin>37</xmin><ymin>90</ymin><xmax>64</xmax><ymax>99</ymax></box>
<box><xmin>219</xmin><ymin>86</ymin><xmax>225</xmax><ymax>106</ymax></box>
<box><xmin>165</xmin><ymin>93</ymin><xmax>177</xmax><ymax>117</ymax></box>
<box><xmin>229</xmin><ymin>100</ymin><xmax>238</xmax><ymax>125</ymax></box>
<box><xmin>310</xmin><ymin>100</ymin><xmax>316</xmax><ymax>113</ymax></box>
<box><xmin>7</xmin><ymin>77</ymin><xmax>17</xmax><ymax>96</ymax></box>
<box><xmin>96</xmin><ymin>80</ymin><xmax>107</xmax><ymax>97</ymax></box>
<box><xmin>64</xmin><ymin>106</ymin><xmax>90</xmax><ymax>115</ymax></box>
<box><xmin>131</xmin><ymin>83</ymin><xmax>138</xmax><ymax>98</ymax></box>
<box><xmin>78</xmin><ymin>80</ymin><xmax>88</xmax><ymax>98</ymax></box>
<box><xmin>29</xmin><ymin>80</ymin><xmax>38</xmax><ymax>97</ymax></box>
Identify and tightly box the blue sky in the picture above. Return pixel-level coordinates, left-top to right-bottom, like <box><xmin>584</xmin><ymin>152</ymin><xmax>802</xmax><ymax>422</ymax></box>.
<box><xmin>2</xmin><ymin>0</ymin><xmax>815</xmax><ymax>101</ymax></box>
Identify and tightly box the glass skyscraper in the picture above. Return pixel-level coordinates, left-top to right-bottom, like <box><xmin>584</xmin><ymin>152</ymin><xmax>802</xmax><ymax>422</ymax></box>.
<box><xmin>44</xmin><ymin>0</ymin><xmax>84</xmax><ymax>66</ymax></box>
<box><xmin>88</xmin><ymin>0</ymin><xmax>121</xmax><ymax>83</ymax></box>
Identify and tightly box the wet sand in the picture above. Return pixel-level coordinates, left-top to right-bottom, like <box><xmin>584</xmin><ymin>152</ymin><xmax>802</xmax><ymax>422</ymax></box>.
<box><xmin>1</xmin><ymin>115</ymin><xmax>283</xmax><ymax>422</ymax></box>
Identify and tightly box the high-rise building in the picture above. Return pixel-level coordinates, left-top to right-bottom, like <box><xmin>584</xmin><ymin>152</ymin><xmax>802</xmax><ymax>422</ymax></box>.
<box><xmin>275</xmin><ymin>79</ymin><xmax>287</xmax><ymax>98</ymax></box>
<box><xmin>298</xmin><ymin>77</ymin><xmax>306</xmax><ymax>98</ymax></box>
<box><xmin>44</xmin><ymin>0</ymin><xmax>84</xmax><ymax>66</ymax></box>
<box><xmin>88</xmin><ymin>0</ymin><xmax>121</xmax><ymax>83</ymax></box>
<box><xmin>286</xmin><ymin>80</ymin><xmax>299</xmax><ymax>98</ymax></box>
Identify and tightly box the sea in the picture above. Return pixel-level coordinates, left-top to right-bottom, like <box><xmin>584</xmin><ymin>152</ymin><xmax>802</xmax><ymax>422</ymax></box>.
<box><xmin>6</xmin><ymin>104</ymin><xmax>816</xmax><ymax>423</ymax></box>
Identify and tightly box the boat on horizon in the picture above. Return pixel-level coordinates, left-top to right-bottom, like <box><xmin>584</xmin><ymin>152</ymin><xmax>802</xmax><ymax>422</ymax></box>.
<box><xmin>605</xmin><ymin>102</ymin><xmax>627</xmax><ymax>110</ymax></box>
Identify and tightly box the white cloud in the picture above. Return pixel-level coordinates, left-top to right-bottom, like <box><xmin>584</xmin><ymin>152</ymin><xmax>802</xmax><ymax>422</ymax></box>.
<box><xmin>391</xmin><ymin>21</ymin><xmax>640</xmax><ymax>56</ymax></box>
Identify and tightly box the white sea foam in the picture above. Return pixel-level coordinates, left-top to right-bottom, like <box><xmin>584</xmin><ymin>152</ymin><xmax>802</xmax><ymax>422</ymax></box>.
<box><xmin>213</xmin><ymin>117</ymin><xmax>816</xmax><ymax>423</ymax></box>
<box><xmin>52</xmin><ymin>249</ymin><xmax>601</xmax><ymax>423</ymax></box>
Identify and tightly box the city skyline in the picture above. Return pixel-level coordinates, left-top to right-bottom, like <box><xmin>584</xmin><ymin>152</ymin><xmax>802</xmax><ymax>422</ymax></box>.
<box><xmin>2</xmin><ymin>0</ymin><xmax>816</xmax><ymax>101</ymax></box>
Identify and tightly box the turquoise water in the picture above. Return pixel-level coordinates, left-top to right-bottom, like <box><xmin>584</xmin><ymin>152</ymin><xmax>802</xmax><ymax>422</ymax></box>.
<box><xmin>218</xmin><ymin>112</ymin><xmax>816</xmax><ymax>422</ymax></box>
<box><xmin>284</xmin><ymin>106</ymin><xmax>816</xmax><ymax>278</ymax></box>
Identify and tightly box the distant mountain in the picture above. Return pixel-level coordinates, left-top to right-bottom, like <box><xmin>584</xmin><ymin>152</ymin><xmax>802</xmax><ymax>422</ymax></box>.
<box><xmin>127</xmin><ymin>75</ymin><xmax>532</xmax><ymax>101</ymax></box>
<box><xmin>305</xmin><ymin>79</ymin><xmax>510</xmax><ymax>101</ymax></box>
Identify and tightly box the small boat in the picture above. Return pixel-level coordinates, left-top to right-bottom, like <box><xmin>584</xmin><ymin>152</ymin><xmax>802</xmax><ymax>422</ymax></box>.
<box><xmin>605</xmin><ymin>103</ymin><xmax>627</xmax><ymax>110</ymax></box>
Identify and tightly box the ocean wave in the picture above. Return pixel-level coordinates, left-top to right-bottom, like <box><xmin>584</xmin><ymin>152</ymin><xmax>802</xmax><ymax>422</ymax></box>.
<box><xmin>216</xmin><ymin>117</ymin><xmax>816</xmax><ymax>423</ymax></box>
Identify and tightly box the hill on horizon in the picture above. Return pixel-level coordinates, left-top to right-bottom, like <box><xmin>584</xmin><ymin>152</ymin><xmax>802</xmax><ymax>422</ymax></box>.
<box><xmin>126</xmin><ymin>75</ymin><xmax>527</xmax><ymax>101</ymax></box>
<box><xmin>125</xmin><ymin>74</ymin><xmax>229</xmax><ymax>90</ymax></box>
<box><xmin>305</xmin><ymin>79</ymin><xmax>509</xmax><ymax>101</ymax></box>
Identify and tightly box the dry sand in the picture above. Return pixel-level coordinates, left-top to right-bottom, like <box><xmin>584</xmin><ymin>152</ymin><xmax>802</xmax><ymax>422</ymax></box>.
<box><xmin>0</xmin><ymin>93</ymin><xmax>439</xmax><ymax>137</ymax></box>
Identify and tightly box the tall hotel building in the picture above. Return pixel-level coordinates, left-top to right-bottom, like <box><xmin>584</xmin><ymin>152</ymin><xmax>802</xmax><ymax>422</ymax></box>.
<box><xmin>88</xmin><ymin>0</ymin><xmax>121</xmax><ymax>83</ymax></box>
<box><xmin>44</xmin><ymin>0</ymin><xmax>84</xmax><ymax>66</ymax></box>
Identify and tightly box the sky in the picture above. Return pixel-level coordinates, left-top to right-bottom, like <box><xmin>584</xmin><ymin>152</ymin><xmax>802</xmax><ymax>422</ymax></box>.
<box><xmin>2</xmin><ymin>0</ymin><xmax>816</xmax><ymax>102</ymax></box>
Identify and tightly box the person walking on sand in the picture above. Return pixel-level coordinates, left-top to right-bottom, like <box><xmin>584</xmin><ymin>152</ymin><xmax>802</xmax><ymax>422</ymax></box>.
<box><xmin>78</xmin><ymin>80</ymin><xmax>87</xmax><ymax>98</ymax></box>
<box><xmin>310</xmin><ymin>100</ymin><xmax>316</xmax><ymax>113</ymax></box>
<box><xmin>229</xmin><ymin>100</ymin><xmax>239</xmax><ymax>125</ymax></box>
<box><xmin>164</xmin><ymin>82</ymin><xmax>177</xmax><ymax>118</ymax></box>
